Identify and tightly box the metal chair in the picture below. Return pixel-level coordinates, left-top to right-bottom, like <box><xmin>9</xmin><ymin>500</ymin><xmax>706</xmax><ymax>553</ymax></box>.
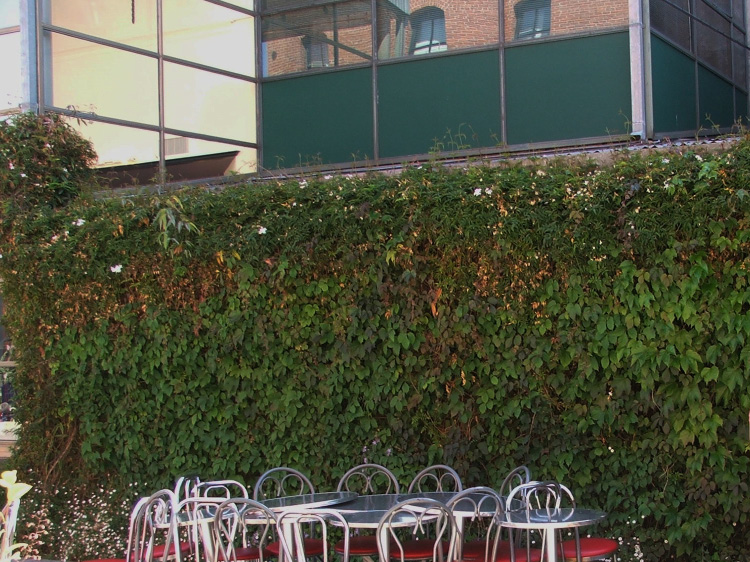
<box><xmin>213</xmin><ymin>498</ymin><xmax>278</xmax><ymax>562</ymax></box>
<box><xmin>557</xmin><ymin>485</ymin><xmax>618</xmax><ymax>562</ymax></box>
<box><xmin>174</xmin><ymin>475</ymin><xmax>202</xmax><ymax>502</ymax></box>
<box><xmin>505</xmin><ymin>482</ymin><xmax>563</xmax><ymax>562</ymax></box>
<box><xmin>196</xmin><ymin>479</ymin><xmax>250</xmax><ymax>499</ymax></box>
<box><xmin>277</xmin><ymin>508</ymin><xmax>350</xmax><ymax>562</ymax></box>
<box><xmin>446</xmin><ymin>486</ymin><xmax>506</xmax><ymax>562</ymax></box>
<box><xmin>337</xmin><ymin>464</ymin><xmax>401</xmax><ymax>495</ymax></box>
<box><xmin>376</xmin><ymin>498</ymin><xmax>457</xmax><ymax>562</ymax></box>
<box><xmin>253</xmin><ymin>468</ymin><xmax>322</xmax><ymax>559</ymax></box>
<box><xmin>253</xmin><ymin>467</ymin><xmax>316</xmax><ymax>501</ymax></box>
<box><xmin>406</xmin><ymin>465</ymin><xmax>463</xmax><ymax>493</ymax></box>
<box><xmin>499</xmin><ymin>466</ymin><xmax>532</xmax><ymax>500</ymax></box>
<box><xmin>333</xmin><ymin>464</ymin><xmax>400</xmax><ymax>558</ymax></box>
<box><xmin>131</xmin><ymin>489</ymin><xmax>191</xmax><ymax>562</ymax></box>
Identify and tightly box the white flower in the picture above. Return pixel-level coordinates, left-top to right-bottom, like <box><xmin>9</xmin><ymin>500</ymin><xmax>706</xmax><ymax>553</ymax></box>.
<box><xmin>662</xmin><ymin>158</ymin><xmax>670</xmax><ymax>164</ymax></box>
<box><xmin>323</xmin><ymin>174</ymin><xmax>333</xmax><ymax>180</ymax></box>
<box><xmin>8</xmin><ymin>162</ymin><xmax>14</xmax><ymax>170</ymax></box>
<box><xmin>695</xmin><ymin>154</ymin><xmax>703</xmax><ymax>162</ymax></box>
<box><xmin>73</xmin><ymin>219</ymin><xmax>85</xmax><ymax>226</ymax></box>
<box><xmin>19</xmin><ymin>173</ymin><xmax>26</xmax><ymax>178</ymax></box>
<box><xmin>474</xmin><ymin>188</ymin><xmax>482</xmax><ymax>196</ymax></box>
<box><xmin>299</xmin><ymin>180</ymin><xmax>308</xmax><ymax>189</ymax></box>
<box><xmin>536</xmin><ymin>169</ymin><xmax>547</xmax><ymax>177</ymax></box>
<box><xmin>110</xmin><ymin>264</ymin><xmax>123</xmax><ymax>273</ymax></box>
<box><xmin>485</xmin><ymin>188</ymin><xmax>493</xmax><ymax>195</ymax></box>
<box><xmin>258</xmin><ymin>226</ymin><xmax>267</xmax><ymax>235</ymax></box>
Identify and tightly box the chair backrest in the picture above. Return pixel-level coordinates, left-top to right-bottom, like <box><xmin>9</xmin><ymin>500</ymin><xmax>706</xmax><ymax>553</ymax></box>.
<box><xmin>446</xmin><ymin>487</ymin><xmax>504</xmax><ymax>562</ymax></box>
<box><xmin>276</xmin><ymin>508</ymin><xmax>350</xmax><ymax>562</ymax></box>
<box><xmin>174</xmin><ymin>496</ymin><xmax>227</xmax><ymax>562</ymax></box>
<box><xmin>196</xmin><ymin>479</ymin><xmax>250</xmax><ymax>499</ymax></box>
<box><xmin>174</xmin><ymin>475</ymin><xmax>202</xmax><ymax>502</ymax></box>
<box><xmin>498</xmin><ymin>465</ymin><xmax>532</xmax><ymax>499</ymax></box>
<box><xmin>336</xmin><ymin>463</ymin><xmax>400</xmax><ymax>495</ymax></box>
<box><xmin>128</xmin><ymin>489</ymin><xmax>180</xmax><ymax>562</ymax></box>
<box><xmin>253</xmin><ymin>467</ymin><xmax>315</xmax><ymax>500</ymax></box>
<box><xmin>407</xmin><ymin>465</ymin><xmax>463</xmax><ymax>493</ymax></box>
<box><xmin>505</xmin><ymin>481</ymin><xmax>563</xmax><ymax>562</ymax></box>
<box><xmin>213</xmin><ymin>498</ymin><xmax>278</xmax><ymax>562</ymax></box>
<box><xmin>376</xmin><ymin>498</ymin><xmax>457</xmax><ymax>562</ymax></box>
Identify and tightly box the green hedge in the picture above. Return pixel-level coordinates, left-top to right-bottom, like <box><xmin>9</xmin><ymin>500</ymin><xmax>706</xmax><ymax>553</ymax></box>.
<box><xmin>1</xmin><ymin>124</ymin><xmax>749</xmax><ymax>560</ymax></box>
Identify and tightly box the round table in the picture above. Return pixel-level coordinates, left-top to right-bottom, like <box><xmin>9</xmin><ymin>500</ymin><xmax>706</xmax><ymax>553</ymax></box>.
<box><xmin>498</xmin><ymin>508</ymin><xmax>607</xmax><ymax>562</ymax></box>
<box><xmin>259</xmin><ymin>491</ymin><xmax>358</xmax><ymax>511</ymax></box>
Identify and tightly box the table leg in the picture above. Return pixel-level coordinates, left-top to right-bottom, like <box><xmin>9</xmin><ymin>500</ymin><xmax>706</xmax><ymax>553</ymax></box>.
<box><xmin>544</xmin><ymin>529</ymin><xmax>557</xmax><ymax>562</ymax></box>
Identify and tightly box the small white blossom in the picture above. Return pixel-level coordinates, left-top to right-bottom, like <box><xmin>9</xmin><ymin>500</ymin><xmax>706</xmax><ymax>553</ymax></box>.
<box><xmin>695</xmin><ymin>154</ymin><xmax>703</xmax><ymax>162</ymax></box>
<box><xmin>299</xmin><ymin>180</ymin><xmax>308</xmax><ymax>189</ymax></box>
<box><xmin>324</xmin><ymin>174</ymin><xmax>333</xmax><ymax>180</ymax></box>
<box><xmin>110</xmin><ymin>264</ymin><xmax>123</xmax><ymax>273</ymax></box>
<box><xmin>73</xmin><ymin>219</ymin><xmax>85</xmax><ymax>226</ymax></box>
<box><xmin>258</xmin><ymin>226</ymin><xmax>267</xmax><ymax>235</ymax></box>
<box><xmin>536</xmin><ymin>169</ymin><xmax>547</xmax><ymax>177</ymax></box>
<box><xmin>662</xmin><ymin>158</ymin><xmax>670</xmax><ymax>164</ymax></box>
<box><xmin>474</xmin><ymin>188</ymin><xmax>482</xmax><ymax>196</ymax></box>
<box><xmin>485</xmin><ymin>188</ymin><xmax>493</xmax><ymax>195</ymax></box>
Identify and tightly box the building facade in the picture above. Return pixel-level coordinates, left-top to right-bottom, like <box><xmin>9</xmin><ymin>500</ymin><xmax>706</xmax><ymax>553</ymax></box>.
<box><xmin>1</xmin><ymin>0</ymin><xmax>747</xmax><ymax>184</ymax></box>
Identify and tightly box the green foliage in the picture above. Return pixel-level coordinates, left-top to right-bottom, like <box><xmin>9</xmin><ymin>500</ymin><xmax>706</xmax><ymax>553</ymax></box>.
<box><xmin>0</xmin><ymin>112</ymin><xmax>98</xmax><ymax>211</ymax></box>
<box><xmin>2</xmin><ymin>138</ymin><xmax>750</xmax><ymax>561</ymax></box>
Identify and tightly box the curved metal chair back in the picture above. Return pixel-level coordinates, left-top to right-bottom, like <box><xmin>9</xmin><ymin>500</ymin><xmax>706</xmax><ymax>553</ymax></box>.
<box><xmin>129</xmin><ymin>489</ymin><xmax>181</xmax><ymax>562</ymax></box>
<box><xmin>174</xmin><ymin>476</ymin><xmax>202</xmax><ymax>502</ymax></box>
<box><xmin>277</xmin><ymin>508</ymin><xmax>350</xmax><ymax>562</ymax></box>
<box><xmin>505</xmin><ymin>481</ymin><xmax>562</xmax><ymax>562</ymax></box>
<box><xmin>498</xmin><ymin>466</ymin><xmax>531</xmax><ymax>499</ymax></box>
<box><xmin>407</xmin><ymin>465</ymin><xmax>463</xmax><ymax>493</ymax></box>
<box><xmin>376</xmin><ymin>498</ymin><xmax>457</xmax><ymax>562</ymax></box>
<box><xmin>557</xmin><ymin>484</ymin><xmax>619</xmax><ymax>562</ymax></box>
<box><xmin>213</xmin><ymin>498</ymin><xmax>278</xmax><ymax>562</ymax></box>
<box><xmin>446</xmin><ymin>487</ymin><xmax>504</xmax><ymax>562</ymax></box>
<box><xmin>337</xmin><ymin>463</ymin><xmax>401</xmax><ymax>495</ymax></box>
<box><xmin>196</xmin><ymin>479</ymin><xmax>250</xmax><ymax>499</ymax></box>
<box><xmin>253</xmin><ymin>467</ymin><xmax>315</xmax><ymax>500</ymax></box>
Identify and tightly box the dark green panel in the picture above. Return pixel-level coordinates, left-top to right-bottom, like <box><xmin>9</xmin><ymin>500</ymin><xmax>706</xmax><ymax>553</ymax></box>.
<box><xmin>736</xmin><ymin>90</ymin><xmax>749</xmax><ymax>126</ymax></box>
<box><xmin>505</xmin><ymin>33</ymin><xmax>631</xmax><ymax>145</ymax></box>
<box><xmin>378</xmin><ymin>51</ymin><xmax>501</xmax><ymax>158</ymax></box>
<box><xmin>651</xmin><ymin>35</ymin><xmax>697</xmax><ymax>134</ymax></box>
<box><xmin>698</xmin><ymin>65</ymin><xmax>734</xmax><ymax>130</ymax></box>
<box><xmin>262</xmin><ymin>68</ymin><xmax>373</xmax><ymax>169</ymax></box>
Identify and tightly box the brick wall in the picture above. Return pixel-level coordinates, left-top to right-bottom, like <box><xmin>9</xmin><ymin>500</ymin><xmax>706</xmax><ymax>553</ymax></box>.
<box><xmin>504</xmin><ymin>0</ymin><xmax>629</xmax><ymax>41</ymax></box>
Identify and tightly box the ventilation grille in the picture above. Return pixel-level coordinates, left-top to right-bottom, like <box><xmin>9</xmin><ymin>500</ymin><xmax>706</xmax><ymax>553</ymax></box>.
<box><xmin>165</xmin><ymin>136</ymin><xmax>189</xmax><ymax>156</ymax></box>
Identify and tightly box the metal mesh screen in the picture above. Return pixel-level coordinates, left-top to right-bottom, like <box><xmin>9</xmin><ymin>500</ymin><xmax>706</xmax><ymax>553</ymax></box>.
<box><xmin>650</xmin><ymin>0</ymin><xmax>692</xmax><ymax>51</ymax></box>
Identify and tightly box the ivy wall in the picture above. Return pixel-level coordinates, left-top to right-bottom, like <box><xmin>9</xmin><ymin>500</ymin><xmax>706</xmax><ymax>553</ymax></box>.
<box><xmin>1</xmin><ymin>129</ymin><xmax>750</xmax><ymax>560</ymax></box>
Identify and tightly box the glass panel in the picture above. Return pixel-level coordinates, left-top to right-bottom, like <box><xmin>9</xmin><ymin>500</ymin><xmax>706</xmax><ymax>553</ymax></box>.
<box><xmin>696</xmin><ymin>1</ymin><xmax>733</xmax><ymax>77</ymax></box>
<box><xmin>163</xmin><ymin>0</ymin><xmax>256</xmax><ymax>77</ymax></box>
<box><xmin>45</xmin><ymin>0</ymin><xmax>157</xmax><ymax>51</ymax></box>
<box><xmin>377</xmin><ymin>0</ymin><xmax>498</xmax><ymax>60</ymax></box>
<box><xmin>67</xmin><ymin>120</ymin><xmax>159</xmax><ymax>168</ymax></box>
<box><xmin>0</xmin><ymin>1</ymin><xmax>20</xmax><ymax>28</ymax></box>
<box><xmin>223</xmin><ymin>0</ymin><xmax>256</xmax><ymax>10</ymax></box>
<box><xmin>506</xmin><ymin>0</ymin><xmax>629</xmax><ymax>42</ymax></box>
<box><xmin>262</xmin><ymin>0</ymin><xmax>371</xmax><ymax>76</ymax></box>
<box><xmin>733</xmin><ymin>40</ymin><xmax>747</xmax><ymax>87</ymax></box>
<box><xmin>650</xmin><ymin>0</ymin><xmax>692</xmax><ymax>51</ymax></box>
<box><xmin>0</xmin><ymin>32</ymin><xmax>22</xmax><ymax>112</ymax></box>
<box><xmin>164</xmin><ymin>62</ymin><xmax>256</xmax><ymax>143</ymax></box>
<box><xmin>47</xmin><ymin>32</ymin><xmax>159</xmax><ymax>126</ymax></box>
<box><xmin>733</xmin><ymin>0</ymin><xmax>745</xmax><ymax>29</ymax></box>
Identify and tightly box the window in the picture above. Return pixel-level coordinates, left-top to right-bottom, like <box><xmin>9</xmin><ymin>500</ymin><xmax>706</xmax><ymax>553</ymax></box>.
<box><xmin>302</xmin><ymin>35</ymin><xmax>330</xmax><ymax>69</ymax></box>
<box><xmin>515</xmin><ymin>0</ymin><xmax>551</xmax><ymax>40</ymax></box>
<box><xmin>410</xmin><ymin>7</ymin><xmax>447</xmax><ymax>55</ymax></box>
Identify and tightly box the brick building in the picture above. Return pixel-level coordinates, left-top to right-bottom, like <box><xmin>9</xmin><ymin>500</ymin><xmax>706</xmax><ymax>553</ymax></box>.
<box><xmin>2</xmin><ymin>0</ymin><xmax>747</xmax><ymax>183</ymax></box>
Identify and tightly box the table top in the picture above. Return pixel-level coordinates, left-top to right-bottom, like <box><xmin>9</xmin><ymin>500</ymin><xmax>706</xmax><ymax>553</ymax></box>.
<box><xmin>260</xmin><ymin>491</ymin><xmax>358</xmax><ymax>512</ymax></box>
<box><xmin>499</xmin><ymin>508</ymin><xmax>607</xmax><ymax>529</ymax></box>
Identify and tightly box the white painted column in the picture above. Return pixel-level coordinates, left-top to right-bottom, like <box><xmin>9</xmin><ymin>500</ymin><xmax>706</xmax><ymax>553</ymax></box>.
<box><xmin>629</xmin><ymin>0</ymin><xmax>648</xmax><ymax>139</ymax></box>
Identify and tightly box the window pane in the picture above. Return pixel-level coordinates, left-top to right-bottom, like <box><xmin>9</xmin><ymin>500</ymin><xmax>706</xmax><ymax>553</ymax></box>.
<box><xmin>163</xmin><ymin>0</ymin><xmax>256</xmax><ymax>77</ymax></box>
<box><xmin>262</xmin><ymin>0</ymin><xmax>371</xmax><ymax>76</ymax></box>
<box><xmin>650</xmin><ymin>0</ymin><xmax>692</xmax><ymax>52</ymax></box>
<box><xmin>164</xmin><ymin>62</ymin><xmax>256</xmax><ymax>144</ymax></box>
<box><xmin>696</xmin><ymin>1</ymin><xmax>733</xmax><ymax>77</ymax></box>
<box><xmin>47</xmin><ymin>32</ymin><xmax>159</xmax><ymax>126</ymax></box>
<box><xmin>0</xmin><ymin>1</ymin><xmax>20</xmax><ymax>28</ymax></box>
<box><xmin>45</xmin><ymin>0</ymin><xmax>157</xmax><ymax>51</ymax></box>
<box><xmin>0</xmin><ymin>32</ymin><xmax>22</xmax><ymax>112</ymax></box>
<box><xmin>733</xmin><ymin>0</ymin><xmax>745</xmax><ymax>29</ymax></box>
<box><xmin>733</xmin><ymin>40</ymin><xmax>747</xmax><ymax>88</ymax></box>
<box><xmin>68</xmin><ymin>119</ymin><xmax>160</xmax><ymax>168</ymax></box>
<box><xmin>377</xmin><ymin>0</ymin><xmax>498</xmax><ymax>60</ymax></box>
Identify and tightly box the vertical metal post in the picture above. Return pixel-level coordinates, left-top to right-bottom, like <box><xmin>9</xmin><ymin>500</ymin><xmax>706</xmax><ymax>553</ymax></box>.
<box><xmin>256</xmin><ymin>1</ymin><xmax>264</xmax><ymax>172</ymax></box>
<box><xmin>371</xmin><ymin>0</ymin><xmax>379</xmax><ymax>161</ymax></box>
<box><xmin>643</xmin><ymin>0</ymin><xmax>654</xmax><ymax>138</ymax></box>
<box><xmin>629</xmin><ymin>0</ymin><xmax>647</xmax><ymax>139</ymax></box>
<box><xmin>157</xmin><ymin>0</ymin><xmax>166</xmax><ymax>188</ymax></box>
<box><xmin>745</xmin><ymin>0</ymin><xmax>750</xmax><ymax>121</ymax></box>
<box><xmin>499</xmin><ymin>0</ymin><xmax>507</xmax><ymax>146</ymax></box>
<box><xmin>34</xmin><ymin>0</ymin><xmax>44</xmax><ymax>112</ymax></box>
<box><xmin>690</xmin><ymin>0</ymin><xmax>701</xmax><ymax>132</ymax></box>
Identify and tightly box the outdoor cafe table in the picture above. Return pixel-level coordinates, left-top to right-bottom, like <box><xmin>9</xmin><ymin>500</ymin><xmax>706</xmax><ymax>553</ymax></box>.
<box><xmin>498</xmin><ymin>508</ymin><xmax>607</xmax><ymax>562</ymax></box>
